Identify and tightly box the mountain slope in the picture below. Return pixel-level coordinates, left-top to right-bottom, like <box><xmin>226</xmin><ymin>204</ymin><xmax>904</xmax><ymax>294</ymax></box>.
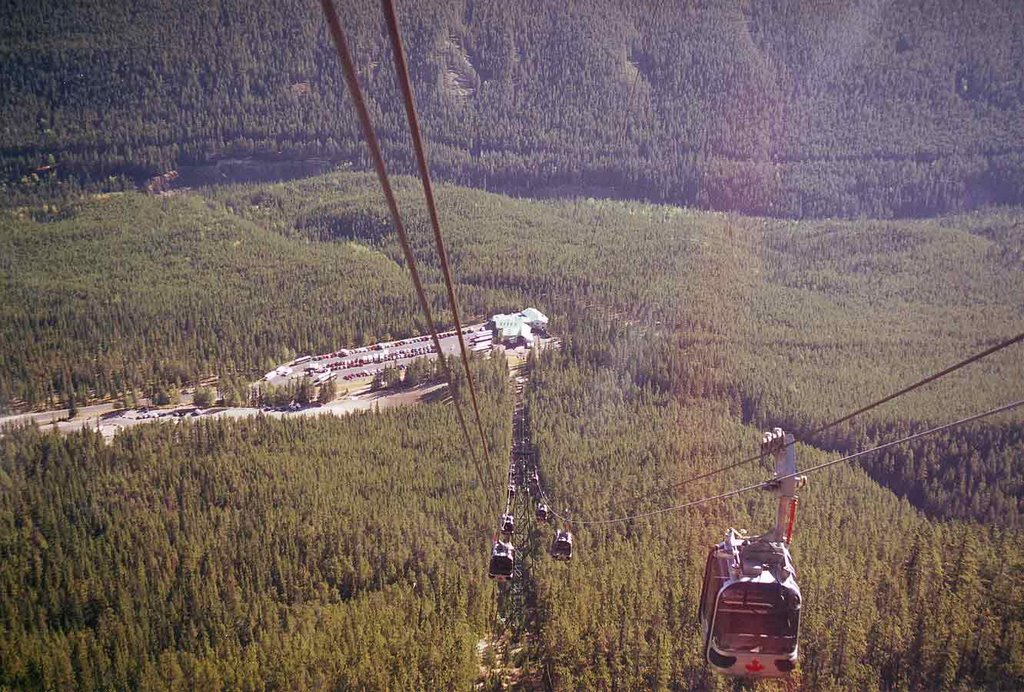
<box><xmin>3</xmin><ymin>0</ymin><xmax>1024</xmax><ymax>217</ymax></box>
<box><xmin>3</xmin><ymin>170</ymin><xmax>1022</xmax><ymax>524</ymax></box>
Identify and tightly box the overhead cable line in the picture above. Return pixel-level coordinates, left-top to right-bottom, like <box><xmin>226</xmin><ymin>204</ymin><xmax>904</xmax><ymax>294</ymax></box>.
<box><xmin>611</xmin><ymin>329</ymin><xmax>1024</xmax><ymax>510</ymax></box>
<box><xmin>320</xmin><ymin>0</ymin><xmax>501</xmax><ymax>517</ymax></box>
<box><xmin>804</xmin><ymin>329</ymin><xmax>1024</xmax><ymax>438</ymax></box>
<box><xmin>381</xmin><ymin>0</ymin><xmax>496</xmax><ymax>475</ymax></box>
<box><xmin>560</xmin><ymin>398</ymin><xmax>1024</xmax><ymax>527</ymax></box>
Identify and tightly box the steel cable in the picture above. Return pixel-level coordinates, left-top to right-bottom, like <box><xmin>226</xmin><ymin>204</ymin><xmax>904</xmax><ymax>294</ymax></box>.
<box><xmin>604</xmin><ymin>330</ymin><xmax>1024</xmax><ymax>512</ymax></box>
<box><xmin>321</xmin><ymin>0</ymin><xmax>502</xmax><ymax>517</ymax></box>
<box><xmin>381</xmin><ymin>0</ymin><xmax>500</xmax><ymax>495</ymax></box>
<box><xmin>557</xmin><ymin>398</ymin><xmax>1024</xmax><ymax>527</ymax></box>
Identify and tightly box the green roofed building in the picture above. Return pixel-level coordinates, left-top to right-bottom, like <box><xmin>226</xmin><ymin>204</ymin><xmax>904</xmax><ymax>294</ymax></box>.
<box><xmin>520</xmin><ymin>307</ymin><xmax>549</xmax><ymax>327</ymax></box>
<box><xmin>486</xmin><ymin>307</ymin><xmax>548</xmax><ymax>347</ymax></box>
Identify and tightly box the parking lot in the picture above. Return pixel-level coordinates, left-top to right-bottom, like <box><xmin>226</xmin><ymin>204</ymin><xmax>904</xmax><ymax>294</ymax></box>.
<box><xmin>262</xmin><ymin>323</ymin><xmax>492</xmax><ymax>388</ymax></box>
<box><xmin>0</xmin><ymin>327</ymin><xmax>558</xmax><ymax>445</ymax></box>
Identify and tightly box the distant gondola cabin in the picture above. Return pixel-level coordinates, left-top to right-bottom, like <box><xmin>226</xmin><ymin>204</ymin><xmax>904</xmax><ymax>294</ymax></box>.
<box><xmin>488</xmin><ymin>541</ymin><xmax>515</xmax><ymax>581</ymax></box>
<box><xmin>550</xmin><ymin>530</ymin><xmax>573</xmax><ymax>561</ymax></box>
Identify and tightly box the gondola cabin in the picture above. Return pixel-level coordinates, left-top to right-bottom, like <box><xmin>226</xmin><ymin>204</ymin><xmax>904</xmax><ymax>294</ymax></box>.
<box><xmin>500</xmin><ymin>513</ymin><xmax>515</xmax><ymax>535</ymax></box>
<box><xmin>535</xmin><ymin>503</ymin><xmax>550</xmax><ymax>522</ymax></box>
<box><xmin>488</xmin><ymin>540</ymin><xmax>515</xmax><ymax>581</ymax></box>
<box><xmin>550</xmin><ymin>530</ymin><xmax>573</xmax><ymax>561</ymax></box>
<box><xmin>698</xmin><ymin>529</ymin><xmax>800</xmax><ymax>677</ymax></box>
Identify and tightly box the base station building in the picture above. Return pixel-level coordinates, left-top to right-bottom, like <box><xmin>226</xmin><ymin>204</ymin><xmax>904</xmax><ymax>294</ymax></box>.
<box><xmin>486</xmin><ymin>308</ymin><xmax>549</xmax><ymax>348</ymax></box>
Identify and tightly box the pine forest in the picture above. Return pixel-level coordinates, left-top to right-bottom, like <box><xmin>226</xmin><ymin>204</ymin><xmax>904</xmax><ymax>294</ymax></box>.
<box><xmin>2</xmin><ymin>0</ymin><xmax>1024</xmax><ymax>689</ymax></box>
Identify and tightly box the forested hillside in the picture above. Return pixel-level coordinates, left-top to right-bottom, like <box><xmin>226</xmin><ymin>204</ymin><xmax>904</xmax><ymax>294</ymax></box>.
<box><xmin>0</xmin><ymin>358</ymin><xmax>511</xmax><ymax>689</ymax></box>
<box><xmin>3</xmin><ymin>0</ymin><xmax>1023</xmax><ymax>686</ymax></box>
<box><xmin>3</xmin><ymin>0</ymin><xmax>1024</xmax><ymax>217</ymax></box>
<box><xmin>0</xmin><ymin>179</ymin><xmax>424</xmax><ymax>410</ymax></box>
<box><xmin>2</xmin><ymin>170</ymin><xmax>1023</xmax><ymax>687</ymax></box>
<box><xmin>526</xmin><ymin>342</ymin><xmax>1024</xmax><ymax>690</ymax></box>
<box><xmin>3</xmin><ymin>323</ymin><xmax>1023</xmax><ymax>689</ymax></box>
<box><xmin>3</xmin><ymin>171</ymin><xmax>1023</xmax><ymax>522</ymax></box>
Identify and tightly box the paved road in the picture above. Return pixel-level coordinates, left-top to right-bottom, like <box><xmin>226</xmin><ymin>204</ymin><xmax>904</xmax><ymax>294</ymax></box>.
<box><xmin>2</xmin><ymin>383</ymin><xmax>448</xmax><ymax>443</ymax></box>
<box><xmin>263</xmin><ymin>323</ymin><xmax>493</xmax><ymax>388</ymax></box>
<box><xmin>0</xmin><ymin>401</ymin><xmax>117</xmax><ymax>427</ymax></box>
